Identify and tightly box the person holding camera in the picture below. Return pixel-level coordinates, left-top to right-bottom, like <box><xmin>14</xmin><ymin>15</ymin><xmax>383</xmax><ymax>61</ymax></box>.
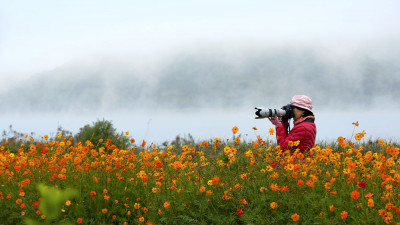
<box><xmin>268</xmin><ymin>95</ymin><xmax>316</xmax><ymax>154</ymax></box>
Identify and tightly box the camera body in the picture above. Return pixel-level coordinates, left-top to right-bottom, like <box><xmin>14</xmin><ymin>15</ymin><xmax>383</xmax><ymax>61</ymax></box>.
<box><xmin>255</xmin><ymin>104</ymin><xmax>294</xmax><ymax>119</ymax></box>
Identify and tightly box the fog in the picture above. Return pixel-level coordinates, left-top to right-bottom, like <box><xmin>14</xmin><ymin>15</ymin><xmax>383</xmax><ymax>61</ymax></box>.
<box><xmin>1</xmin><ymin>44</ymin><xmax>400</xmax><ymax>143</ymax></box>
<box><xmin>1</xmin><ymin>43</ymin><xmax>400</xmax><ymax>113</ymax></box>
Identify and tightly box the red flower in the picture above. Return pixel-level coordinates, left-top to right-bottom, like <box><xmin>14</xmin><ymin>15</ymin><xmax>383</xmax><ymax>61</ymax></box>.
<box><xmin>32</xmin><ymin>201</ymin><xmax>39</xmax><ymax>208</ymax></box>
<box><xmin>237</xmin><ymin>208</ymin><xmax>244</xmax><ymax>217</ymax></box>
<box><xmin>357</xmin><ymin>181</ymin><xmax>367</xmax><ymax>189</ymax></box>
<box><xmin>90</xmin><ymin>191</ymin><xmax>96</xmax><ymax>197</ymax></box>
<box><xmin>212</xmin><ymin>176</ymin><xmax>220</xmax><ymax>185</ymax></box>
<box><xmin>270</xmin><ymin>161</ymin><xmax>277</xmax><ymax>169</ymax></box>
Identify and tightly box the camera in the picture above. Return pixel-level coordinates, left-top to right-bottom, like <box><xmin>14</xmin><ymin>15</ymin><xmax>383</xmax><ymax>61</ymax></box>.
<box><xmin>254</xmin><ymin>104</ymin><xmax>294</xmax><ymax>119</ymax></box>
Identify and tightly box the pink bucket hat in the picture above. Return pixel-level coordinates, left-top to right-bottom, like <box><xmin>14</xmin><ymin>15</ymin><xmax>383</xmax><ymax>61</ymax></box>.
<box><xmin>290</xmin><ymin>95</ymin><xmax>313</xmax><ymax>112</ymax></box>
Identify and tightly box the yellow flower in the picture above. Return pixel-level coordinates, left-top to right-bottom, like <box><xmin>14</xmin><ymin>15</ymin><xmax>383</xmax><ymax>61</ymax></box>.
<box><xmin>207</xmin><ymin>180</ymin><xmax>213</xmax><ymax>186</ymax></box>
<box><xmin>269</xmin><ymin>128</ymin><xmax>274</xmax><ymax>135</ymax></box>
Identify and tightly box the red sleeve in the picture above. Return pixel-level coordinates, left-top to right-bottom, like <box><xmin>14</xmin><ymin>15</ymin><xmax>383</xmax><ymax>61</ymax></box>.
<box><xmin>276</xmin><ymin>124</ymin><xmax>306</xmax><ymax>150</ymax></box>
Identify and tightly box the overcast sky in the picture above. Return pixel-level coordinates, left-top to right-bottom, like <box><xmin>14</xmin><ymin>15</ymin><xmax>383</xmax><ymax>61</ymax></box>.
<box><xmin>1</xmin><ymin>0</ymin><xmax>400</xmax><ymax>80</ymax></box>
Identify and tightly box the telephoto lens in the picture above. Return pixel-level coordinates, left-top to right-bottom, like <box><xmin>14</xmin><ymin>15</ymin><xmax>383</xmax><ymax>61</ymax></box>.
<box><xmin>254</xmin><ymin>104</ymin><xmax>294</xmax><ymax>119</ymax></box>
<box><xmin>254</xmin><ymin>107</ymin><xmax>286</xmax><ymax>119</ymax></box>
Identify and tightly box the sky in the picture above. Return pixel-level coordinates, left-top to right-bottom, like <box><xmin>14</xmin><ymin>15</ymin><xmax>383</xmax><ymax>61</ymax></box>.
<box><xmin>1</xmin><ymin>0</ymin><xmax>400</xmax><ymax>81</ymax></box>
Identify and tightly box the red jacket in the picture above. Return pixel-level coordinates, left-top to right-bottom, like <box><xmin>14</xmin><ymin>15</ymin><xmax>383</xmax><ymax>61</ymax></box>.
<box><xmin>275</xmin><ymin>116</ymin><xmax>316</xmax><ymax>153</ymax></box>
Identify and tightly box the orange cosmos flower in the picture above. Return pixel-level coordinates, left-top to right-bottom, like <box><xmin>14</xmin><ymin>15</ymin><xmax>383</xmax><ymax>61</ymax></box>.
<box><xmin>341</xmin><ymin>211</ymin><xmax>348</xmax><ymax>219</ymax></box>
<box><xmin>235</xmin><ymin>136</ymin><xmax>240</xmax><ymax>143</ymax></box>
<box><xmin>280</xmin><ymin>186</ymin><xmax>288</xmax><ymax>192</ymax></box>
<box><xmin>252</xmin><ymin>127</ymin><xmax>257</xmax><ymax>130</ymax></box>
<box><xmin>199</xmin><ymin>186</ymin><xmax>206</xmax><ymax>192</ymax></box>
<box><xmin>388</xmin><ymin>146</ymin><xmax>399</xmax><ymax>157</ymax></box>
<box><xmin>305</xmin><ymin>180</ymin><xmax>315</xmax><ymax>187</ymax></box>
<box><xmin>297</xmin><ymin>179</ymin><xmax>304</xmax><ymax>186</ymax></box>
<box><xmin>125</xmin><ymin>131</ymin><xmax>129</xmax><ymax>135</ymax></box>
<box><xmin>351</xmin><ymin>190</ymin><xmax>360</xmax><ymax>199</ymax></box>
<box><xmin>77</xmin><ymin>218</ymin><xmax>83</xmax><ymax>224</ymax></box>
<box><xmin>212</xmin><ymin>176</ymin><xmax>220</xmax><ymax>185</ymax></box>
<box><xmin>102</xmin><ymin>208</ymin><xmax>108</xmax><ymax>214</ymax></box>
<box><xmin>378</xmin><ymin>209</ymin><xmax>386</xmax><ymax>216</ymax></box>
<box><xmin>330</xmin><ymin>205</ymin><xmax>334</xmax><ymax>212</ymax></box>
<box><xmin>104</xmin><ymin>195</ymin><xmax>110</xmax><ymax>200</ymax></box>
<box><xmin>142</xmin><ymin>140</ymin><xmax>146</xmax><ymax>147</ymax></box>
<box><xmin>355</xmin><ymin>130</ymin><xmax>366</xmax><ymax>141</ymax></box>
<box><xmin>16</xmin><ymin>199</ymin><xmax>23</xmax><ymax>205</ymax></box>
<box><xmin>270</xmin><ymin>183</ymin><xmax>279</xmax><ymax>191</ymax></box>
<box><xmin>232</xmin><ymin>126</ymin><xmax>239</xmax><ymax>134</ymax></box>
<box><xmin>368</xmin><ymin>199</ymin><xmax>374</xmax><ymax>207</ymax></box>
<box><xmin>90</xmin><ymin>191</ymin><xmax>96</xmax><ymax>197</ymax></box>
<box><xmin>270</xmin><ymin>202</ymin><xmax>277</xmax><ymax>209</ymax></box>
<box><xmin>291</xmin><ymin>213</ymin><xmax>300</xmax><ymax>221</ymax></box>
<box><xmin>337</xmin><ymin>136</ymin><xmax>345</xmax><ymax>143</ymax></box>
<box><xmin>352</xmin><ymin>121</ymin><xmax>359</xmax><ymax>127</ymax></box>
<box><xmin>163</xmin><ymin>202</ymin><xmax>170</xmax><ymax>208</ymax></box>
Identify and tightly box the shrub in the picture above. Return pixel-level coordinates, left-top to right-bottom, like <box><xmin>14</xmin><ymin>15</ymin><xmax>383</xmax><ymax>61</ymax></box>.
<box><xmin>74</xmin><ymin>119</ymin><xmax>130</xmax><ymax>149</ymax></box>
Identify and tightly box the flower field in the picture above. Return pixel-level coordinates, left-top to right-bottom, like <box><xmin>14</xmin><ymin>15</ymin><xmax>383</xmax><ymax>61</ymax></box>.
<box><xmin>1</xmin><ymin>123</ymin><xmax>400</xmax><ymax>224</ymax></box>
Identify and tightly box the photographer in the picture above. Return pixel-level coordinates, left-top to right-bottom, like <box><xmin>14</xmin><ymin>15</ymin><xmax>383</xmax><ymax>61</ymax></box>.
<box><xmin>269</xmin><ymin>95</ymin><xmax>316</xmax><ymax>154</ymax></box>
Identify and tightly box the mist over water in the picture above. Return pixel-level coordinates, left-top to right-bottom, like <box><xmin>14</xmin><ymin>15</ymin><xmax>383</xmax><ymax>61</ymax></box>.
<box><xmin>1</xmin><ymin>44</ymin><xmax>400</xmax><ymax>143</ymax></box>
<box><xmin>2</xmin><ymin>45</ymin><xmax>400</xmax><ymax>111</ymax></box>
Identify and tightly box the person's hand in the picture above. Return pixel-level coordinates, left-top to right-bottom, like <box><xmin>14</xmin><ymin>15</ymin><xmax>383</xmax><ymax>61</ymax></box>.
<box><xmin>269</xmin><ymin>116</ymin><xmax>283</xmax><ymax>127</ymax></box>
